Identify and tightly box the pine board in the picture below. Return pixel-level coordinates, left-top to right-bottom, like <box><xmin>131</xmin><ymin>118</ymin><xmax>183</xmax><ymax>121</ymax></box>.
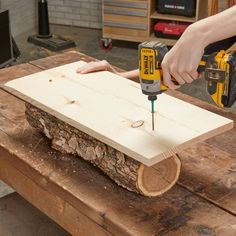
<box><xmin>1</xmin><ymin>61</ymin><xmax>233</xmax><ymax>166</ymax></box>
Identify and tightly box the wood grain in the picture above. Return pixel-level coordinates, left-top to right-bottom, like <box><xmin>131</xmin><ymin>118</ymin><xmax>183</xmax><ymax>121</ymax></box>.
<box><xmin>0</xmin><ymin>125</ymin><xmax>235</xmax><ymax>235</ymax></box>
<box><xmin>0</xmin><ymin>53</ymin><xmax>236</xmax><ymax>235</ymax></box>
<box><xmin>2</xmin><ymin>61</ymin><xmax>233</xmax><ymax>166</ymax></box>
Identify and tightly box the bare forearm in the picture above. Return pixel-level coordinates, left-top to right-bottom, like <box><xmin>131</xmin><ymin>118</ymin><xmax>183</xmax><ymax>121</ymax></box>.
<box><xmin>161</xmin><ymin>6</ymin><xmax>236</xmax><ymax>89</ymax></box>
<box><xmin>120</xmin><ymin>69</ymin><xmax>139</xmax><ymax>80</ymax></box>
<box><xmin>190</xmin><ymin>6</ymin><xmax>236</xmax><ymax>46</ymax></box>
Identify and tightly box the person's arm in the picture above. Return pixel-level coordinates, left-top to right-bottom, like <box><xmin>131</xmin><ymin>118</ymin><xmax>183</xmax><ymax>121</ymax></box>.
<box><xmin>77</xmin><ymin>6</ymin><xmax>236</xmax><ymax>87</ymax></box>
<box><xmin>120</xmin><ymin>69</ymin><xmax>139</xmax><ymax>80</ymax></box>
<box><xmin>162</xmin><ymin>5</ymin><xmax>236</xmax><ymax>89</ymax></box>
<box><xmin>77</xmin><ymin>60</ymin><xmax>139</xmax><ymax>79</ymax></box>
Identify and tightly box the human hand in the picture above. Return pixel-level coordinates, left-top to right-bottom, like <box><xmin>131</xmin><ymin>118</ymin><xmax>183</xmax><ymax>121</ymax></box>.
<box><xmin>76</xmin><ymin>60</ymin><xmax>139</xmax><ymax>81</ymax></box>
<box><xmin>76</xmin><ymin>60</ymin><xmax>120</xmax><ymax>75</ymax></box>
<box><xmin>161</xmin><ymin>25</ymin><xmax>206</xmax><ymax>89</ymax></box>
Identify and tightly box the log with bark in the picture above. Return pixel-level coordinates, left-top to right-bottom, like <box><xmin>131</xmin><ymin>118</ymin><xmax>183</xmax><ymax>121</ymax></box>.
<box><xmin>25</xmin><ymin>103</ymin><xmax>181</xmax><ymax>197</ymax></box>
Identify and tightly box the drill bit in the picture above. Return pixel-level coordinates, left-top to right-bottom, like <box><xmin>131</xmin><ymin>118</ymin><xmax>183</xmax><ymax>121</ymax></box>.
<box><xmin>148</xmin><ymin>95</ymin><xmax>157</xmax><ymax>131</ymax></box>
<box><xmin>151</xmin><ymin>98</ymin><xmax>155</xmax><ymax>131</ymax></box>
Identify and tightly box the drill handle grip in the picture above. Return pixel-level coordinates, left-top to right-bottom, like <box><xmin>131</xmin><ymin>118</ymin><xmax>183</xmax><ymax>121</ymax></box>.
<box><xmin>197</xmin><ymin>55</ymin><xmax>209</xmax><ymax>73</ymax></box>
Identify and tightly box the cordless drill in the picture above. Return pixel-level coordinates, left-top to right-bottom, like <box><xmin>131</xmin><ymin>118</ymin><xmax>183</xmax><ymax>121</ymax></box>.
<box><xmin>139</xmin><ymin>41</ymin><xmax>236</xmax><ymax>130</ymax></box>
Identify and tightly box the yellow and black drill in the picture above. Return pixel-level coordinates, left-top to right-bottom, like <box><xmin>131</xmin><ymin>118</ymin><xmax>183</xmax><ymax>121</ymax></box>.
<box><xmin>139</xmin><ymin>41</ymin><xmax>236</xmax><ymax>130</ymax></box>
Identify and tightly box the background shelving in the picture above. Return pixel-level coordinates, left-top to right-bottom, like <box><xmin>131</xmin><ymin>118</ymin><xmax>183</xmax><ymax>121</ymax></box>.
<box><xmin>102</xmin><ymin>0</ymin><xmax>209</xmax><ymax>46</ymax></box>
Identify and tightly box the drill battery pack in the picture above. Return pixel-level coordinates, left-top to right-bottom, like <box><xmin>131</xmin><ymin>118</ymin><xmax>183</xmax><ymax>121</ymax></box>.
<box><xmin>222</xmin><ymin>51</ymin><xmax>236</xmax><ymax>107</ymax></box>
<box><xmin>154</xmin><ymin>21</ymin><xmax>190</xmax><ymax>39</ymax></box>
<box><xmin>203</xmin><ymin>51</ymin><xmax>236</xmax><ymax>108</ymax></box>
<box><xmin>156</xmin><ymin>0</ymin><xmax>196</xmax><ymax>17</ymax></box>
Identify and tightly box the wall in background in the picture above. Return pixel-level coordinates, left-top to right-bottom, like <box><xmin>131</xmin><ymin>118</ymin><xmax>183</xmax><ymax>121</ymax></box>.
<box><xmin>47</xmin><ymin>0</ymin><xmax>232</xmax><ymax>30</ymax></box>
<box><xmin>48</xmin><ymin>0</ymin><xmax>102</xmax><ymax>29</ymax></box>
<box><xmin>0</xmin><ymin>0</ymin><xmax>230</xmax><ymax>35</ymax></box>
<box><xmin>0</xmin><ymin>0</ymin><xmax>36</xmax><ymax>36</ymax></box>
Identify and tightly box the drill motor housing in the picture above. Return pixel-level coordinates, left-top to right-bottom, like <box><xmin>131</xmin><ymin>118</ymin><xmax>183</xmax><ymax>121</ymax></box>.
<box><xmin>139</xmin><ymin>41</ymin><xmax>168</xmax><ymax>98</ymax></box>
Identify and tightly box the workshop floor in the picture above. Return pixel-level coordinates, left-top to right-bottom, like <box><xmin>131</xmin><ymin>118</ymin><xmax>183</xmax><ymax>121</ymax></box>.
<box><xmin>0</xmin><ymin>193</ymin><xmax>69</xmax><ymax>236</ymax></box>
<box><xmin>1</xmin><ymin>24</ymin><xmax>236</xmax><ymax>235</ymax></box>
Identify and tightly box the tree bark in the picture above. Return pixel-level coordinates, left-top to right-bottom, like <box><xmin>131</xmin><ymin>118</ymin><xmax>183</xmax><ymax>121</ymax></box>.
<box><xmin>25</xmin><ymin>103</ymin><xmax>181</xmax><ymax>197</ymax></box>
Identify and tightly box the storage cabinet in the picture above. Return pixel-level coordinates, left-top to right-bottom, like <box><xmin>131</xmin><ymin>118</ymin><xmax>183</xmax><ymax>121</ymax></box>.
<box><xmin>103</xmin><ymin>0</ymin><xmax>149</xmax><ymax>43</ymax></box>
<box><xmin>102</xmin><ymin>0</ymin><xmax>209</xmax><ymax>47</ymax></box>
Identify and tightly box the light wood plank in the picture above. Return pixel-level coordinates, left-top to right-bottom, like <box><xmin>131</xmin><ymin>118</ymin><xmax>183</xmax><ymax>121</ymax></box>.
<box><xmin>103</xmin><ymin>26</ymin><xmax>148</xmax><ymax>38</ymax></box>
<box><xmin>104</xmin><ymin>13</ymin><xmax>148</xmax><ymax>24</ymax></box>
<box><xmin>150</xmin><ymin>12</ymin><xmax>196</xmax><ymax>22</ymax></box>
<box><xmin>1</xmin><ymin>61</ymin><xmax>233</xmax><ymax>166</ymax></box>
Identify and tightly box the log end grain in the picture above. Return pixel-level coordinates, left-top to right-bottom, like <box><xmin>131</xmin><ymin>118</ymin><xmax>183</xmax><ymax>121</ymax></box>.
<box><xmin>137</xmin><ymin>156</ymin><xmax>181</xmax><ymax>196</ymax></box>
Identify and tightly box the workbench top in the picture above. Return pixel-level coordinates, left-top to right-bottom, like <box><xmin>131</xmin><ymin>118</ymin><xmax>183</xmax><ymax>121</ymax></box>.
<box><xmin>0</xmin><ymin>51</ymin><xmax>235</xmax><ymax>236</ymax></box>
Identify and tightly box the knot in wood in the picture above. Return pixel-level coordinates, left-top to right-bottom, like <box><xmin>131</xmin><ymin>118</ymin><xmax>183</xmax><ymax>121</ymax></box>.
<box><xmin>131</xmin><ymin>120</ymin><xmax>144</xmax><ymax>128</ymax></box>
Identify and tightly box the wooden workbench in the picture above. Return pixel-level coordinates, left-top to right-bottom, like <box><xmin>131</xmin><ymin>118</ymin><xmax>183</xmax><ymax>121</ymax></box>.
<box><xmin>0</xmin><ymin>51</ymin><xmax>235</xmax><ymax>236</ymax></box>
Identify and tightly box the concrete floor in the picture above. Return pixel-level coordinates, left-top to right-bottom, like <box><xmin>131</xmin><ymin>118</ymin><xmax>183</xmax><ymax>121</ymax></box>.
<box><xmin>0</xmin><ymin>193</ymin><xmax>69</xmax><ymax>236</ymax></box>
<box><xmin>1</xmin><ymin>24</ymin><xmax>236</xmax><ymax>235</ymax></box>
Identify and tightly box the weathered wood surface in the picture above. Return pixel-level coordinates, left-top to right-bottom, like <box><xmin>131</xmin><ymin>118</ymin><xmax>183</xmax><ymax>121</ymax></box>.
<box><xmin>3</xmin><ymin>61</ymin><xmax>233</xmax><ymax>166</ymax></box>
<box><xmin>0</xmin><ymin>51</ymin><xmax>235</xmax><ymax>235</ymax></box>
<box><xmin>2</xmin><ymin>57</ymin><xmax>233</xmax><ymax>197</ymax></box>
<box><xmin>169</xmin><ymin>90</ymin><xmax>236</xmax><ymax>216</ymax></box>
